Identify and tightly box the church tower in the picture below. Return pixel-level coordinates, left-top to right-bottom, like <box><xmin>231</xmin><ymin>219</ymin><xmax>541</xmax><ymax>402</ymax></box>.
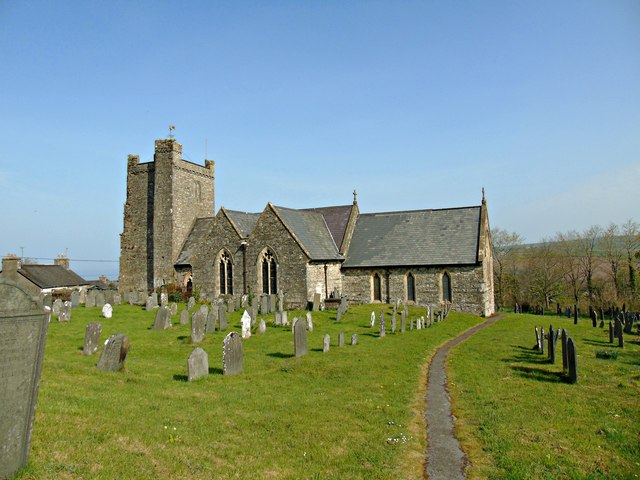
<box><xmin>119</xmin><ymin>138</ymin><xmax>215</xmax><ymax>292</ymax></box>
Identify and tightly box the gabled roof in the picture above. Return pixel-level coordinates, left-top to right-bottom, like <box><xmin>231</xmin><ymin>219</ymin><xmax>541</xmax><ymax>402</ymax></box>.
<box><xmin>175</xmin><ymin>217</ymin><xmax>215</xmax><ymax>265</ymax></box>
<box><xmin>18</xmin><ymin>264</ymin><xmax>88</xmax><ymax>289</ymax></box>
<box><xmin>343</xmin><ymin>206</ymin><xmax>481</xmax><ymax>267</ymax></box>
<box><xmin>272</xmin><ymin>205</ymin><xmax>342</xmax><ymax>261</ymax></box>
<box><xmin>224</xmin><ymin>209</ymin><xmax>261</xmax><ymax>238</ymax></box>
<box><xmin>301</xmin><ymin>205</ymin><xmax>354</xmax><ymax>253</ymax></box>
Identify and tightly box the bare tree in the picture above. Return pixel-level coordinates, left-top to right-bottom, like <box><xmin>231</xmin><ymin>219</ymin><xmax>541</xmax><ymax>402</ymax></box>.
<box><xmin>556</xmin><ymin>231</ymin><xmax>584</xmax><ymax>305</ymax></box>
<box><xmin>578</xmin><ymin>225</ymin><xmax>603</xmax><ymax>307</ymax></box>
<box><xmin>621</xmin><ymin>219</ymin><xmax>639</xmax><ymax>305</ymax></box>
<box><xmin>524</xmin><ymin>239</ymin><xmax>563</xmax><ymax>308</ymax></box>
<box><xmin>601</xmin><ymin>223</ymin><xmax>623</xmax><ymax>301</ymax></box>
<box><xmin>491</xmin><ymin>227</ymin><xmax>523</xmax><ymax>308</ymax></box>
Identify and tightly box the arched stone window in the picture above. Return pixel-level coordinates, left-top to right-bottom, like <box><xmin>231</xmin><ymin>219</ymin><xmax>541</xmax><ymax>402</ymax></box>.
<box><xmin>219</xmin><ymin>251</ymin><xmax>233</xmax><ymax>295</ymax></box>
<box><xmin>406</xmin><ymin>272</ymin><xmax>416</xmax><ymax>302</ymax></box>
<box><xmin>372</xmin><ymin>273</ymin><xmax>382</xmax><ymax>302</ymax></box>
<box><xmin>442</xmin><ymin>271</ymin><xmax>452</xmax><ymax>303</ymax></box>
<box><xmin>260</xmin><ymin>249</ymin><xmax>278</xmax><ymax>294</ymax></box>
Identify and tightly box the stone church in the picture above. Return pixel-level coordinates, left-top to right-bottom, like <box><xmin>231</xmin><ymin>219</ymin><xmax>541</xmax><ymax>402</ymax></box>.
<box><xmin>119</xmin><ymin>138</ymin><xmax>495</xmax><ymax>316</ymax></box>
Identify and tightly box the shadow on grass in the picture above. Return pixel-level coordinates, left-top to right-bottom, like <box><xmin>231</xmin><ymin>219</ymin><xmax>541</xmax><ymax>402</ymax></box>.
<box><xmin>583</xmin><ymin>339</ymin><xmax>613</xmax><ymax>347</ymax></box>
<box><xmin>510</xmin><ymin>365</ymin><xmax>565</xmax><ymax>383</ymax></box>
<box><xmin>173</xmin><ymin>374</ymin><xmax>188</xmax><ymax>382</ymax></box>
<box><xmin>177</xmin><ymin>335</ymin><xmax>189</xmax><ymax>341</ymax></box>
<box><xmin>267</xmin><ymin>352</ymin><xmax>295</xmax><ymax>359</ymax></box>
<box><xmin>310</xmin><ymin>348</ymin><xmax>324</xmax><ymax>353</ymax></box>
<box><xmin>209</xmin><ymin>367</ymin><xmax>223</xmax><ymax>375</ymax></box>
<box><xmin>360</xmin><ymin>332</ymin><xmax>380</xmax><ymax>338</ymax></box>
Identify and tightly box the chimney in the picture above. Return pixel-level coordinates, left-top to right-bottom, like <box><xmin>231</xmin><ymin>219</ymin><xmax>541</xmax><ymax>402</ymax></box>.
<box><xmin>54</xmin><ymin>255</ymin><xmax>70</xmax><ymax>270</ymax></box>
<box><xmin>2</xmin><ymin>254</ymin><xmax>20</xmax><ymax>281</ymax></box>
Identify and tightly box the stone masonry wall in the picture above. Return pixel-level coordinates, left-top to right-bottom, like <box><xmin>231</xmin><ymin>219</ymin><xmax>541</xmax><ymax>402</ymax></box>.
<box><xmin>306</xmin><ymin>262</ymin><xmax>342</xmax><ymax>300</ymax></box>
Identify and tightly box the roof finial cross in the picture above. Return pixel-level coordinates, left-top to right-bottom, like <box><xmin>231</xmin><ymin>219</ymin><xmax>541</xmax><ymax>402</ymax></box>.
<box><xmin>353</xmin><ymin>189</ymin><xmax>358</xmax><ymax>204</ymax></box>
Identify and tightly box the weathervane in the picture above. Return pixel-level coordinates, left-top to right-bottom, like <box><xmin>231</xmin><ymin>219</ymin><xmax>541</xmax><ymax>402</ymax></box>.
<box><xmin>168</xmin><ymin>125</ymin><xmax>176</xmax><ymax>139</ymax></box>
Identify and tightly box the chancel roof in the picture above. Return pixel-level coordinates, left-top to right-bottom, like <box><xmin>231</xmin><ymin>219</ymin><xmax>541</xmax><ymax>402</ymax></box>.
<box><xmin>301</xmin><ymin>205</ymin><xmax>353</xmax><ymax>252</ymax></box>
<box><xmin>343</xmin><ymin>206</ymin><xmax>482</xmax><ymax>268</ymax></box>
<box><xmin>18</xmin><ymin>264</ymin><xmax>88</xmax><ymax>289</ymax></box>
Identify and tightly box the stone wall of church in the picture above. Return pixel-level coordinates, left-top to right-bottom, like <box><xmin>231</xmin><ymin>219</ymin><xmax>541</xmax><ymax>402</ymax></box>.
<box><xmin>305</xmin><ymin>262</ymin><xmax>343</xmax><ymax>301</ymax></box>
<box><xmin>342</xmin><ymin>264</ymin><xmax>490</xmax><ymax>315</ymax></box>
<box><xmin>246</xmin><ymin>207</ymin><xmax>310</xmax><ymax>308</ymax></box>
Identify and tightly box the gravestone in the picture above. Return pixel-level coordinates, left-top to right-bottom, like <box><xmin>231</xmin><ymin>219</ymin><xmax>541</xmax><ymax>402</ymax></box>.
<box><xmin>410</xmin><ymin>319</ymin><xmax>414</xmax><ymax>331</ymax></box>
<box><xmin>306</xmin><ymin>312</ymin><xmax>313</xmax><ymax>332</ymax></box>
<box><xmin>187</xmin><ymin>347</ymin><xmax>209</xmax><ymax>382</ymax></box>
<box><xmin>85</xmin><ymin>291</ymin><xmax>96</xmax><ymax>308</ymax></box>
<box><xmin>227</xmin><ymin>297</ymin><xmax>235</xmax><ymax>314</ymax></box>
<box><xmin>540</xmin><ymin>328</ymin><xmax>545</xmax><ymax>355</ymax></box>
<box><xmin>567</xmin><ymin>337</ymin><xmax>578</xmax><ymax>383</ymax></box>
<box><xmin>58</xmin><ymin>301</ymin><xmax>71</xmax><ymax>322</ymax></box>
<box><xmin>561</xmin><ymin>329</ymin><xmax>568</xmax><ymax>371</ymax></box>
<box><xmin>618</xmin><ymin>329</ymin><xmax>624</xmax><ymax>348</ymax></box>
<box><xmin>573</xmin><ymin>304</ymin><xmax>578</xmax><ymax>324</ymax></box>
<box><xmin>180</xmin><ymin>310</ymin><xmax>189</xmax><ymax>325</ymax></box>
<box><xmin>351</xmin><ymin>334</ymin><xmax>358</xmax><ymax>345</ymax></box>
<box><xmin>275</xmin><ymin>311</ymin><xmax>282</xmax><ymax>326</ymax></box>
<box><xmin>293</xmin><ymin>317</ymin><xmax>307</xmax><ymax>357</ymax></box>
<box><xmin>113</xmin><ymin>293</ymin><xmax>122</xmax><ymax>305</ymax></box>
<box><xmin>219</xmin><ymin>304</ymin><xmax>228</xmax><ymax>331</ymax></box>
<box><xmin>336</xmin><ymin>308</ymin><xmax>343</xmax><ymax>322</ymax></box>
<box><xmin>145</xmin><ymin>295</ymin><xmax>155</xmax><ymax>311</ymax></box>
<box><xmin>429</xmin><ymin>306</ymin><xmax>434</xmax><ymax>325</ymax></box>
<box><xmin>401</xmin><ymin>310</ymin><xmax>407</xmax><ymax>332</ymax></box>
<box><xmin>70</xmin><ymin>291</ymin><xmax>80</xmax><ymax>307</ymax></box>
<box><xmin>260</xmin><ymin>294</ymin><xmax>269</xmax><ymax>315</ymax></box>
<box><xmin>199</xmin><ymin>304</ymin><xmax>209</xmax><ymax>319</ymax></box>
<box><xmin>258</xmin><ymin>319</ymin><xmax>266</xmax><ymax>334</ymax></box>
<box><xmin>104</xmin><ymin>290</ymin><xmax>115</xmax><ymax>305</ymax></box>
<box><xmin>323</xmin><ymin>334</ymin><xmax>330</xmax><ymax>353</ymax></box>
<box><xmin>608</xmin><ymin>321</ymin><xmax>614</xmax><ymax>343</ymax></box>
<box><xmin>278</xmin><ymin>291</ymin><xmax>284</xmax><ymax>312</ymax></box>
<box><xmin>548</xmin><ymin>325</ymin><xmax>556</xmax><ymax>364</ymax></box>
<box><xmin>270</xmin><ymin>294</ymin><xmax>277</xmax><ymax>314</ymax></box>
<box><xmin>338</xmin><ymin>332</ymin><xmax>345</xmax><ymax>347</ymax></box>
<box><xmin>127</xmin><ymin>291</ymin><xmax>136</xmax><ymax>305</ymax></box>
<box><xmin>187</xmin><ymin>296</ymin><xmax>196</xmax><ymax>311</ymax></box>
<box><xmin>52</xmin><ymin>298</ymin><xmax>63</xmax><ymax>316</ymax></box>
<box><xmin>160</xmin><ymin>292</ymin><xmax>168</xmax><ymax>307</ymax></box>
<box><xmin>101</xmin><ymin>303</ymin><xmax>113</xmax><ymax>319</ymax></box>
<box><xmin>136</xmin><ymin>290</ymin><xmax>146</xmax><ymax>306</ymax></box>
<box><xmin>83</xmin><ymin>322</ymin><xmax>102</xmax><ymax>355</ymax></box>
<box><xmin>153</xmin><ymin>306</ymin><xmax>172</xmax><ymax>330</ymax></box>
<box><xmin>96</xmin><ymin>334</ymin><xmax>130</xmax><ymax>372</ymax></box>
<box><xmin>534</xmin><ymin>327</ymin><xmax>540</xmax><ymax>350</ymax></box>
<box><xmin>417</xmin><ymin>316</ymin><xmax>422</xmax><ymax>330</ymax></box>
<box><xmin>170</xmin><ymin>302</ymin><xmax>178</xmax><ymax>316</ymax></box>
<box><xmin>313</xmin><ymin>293</ymin><xmax>321</xmax><ymax>312</ymax></box>
<box><xmin>281</xmin><ymin>311</ymin><xmax>289</xmax><ymax>327</ymax></box>
<box><xmin>43</xmin><ymin>294</ymin><xmax>53</xmax><ymax>309</ymax></box>
<box><xmin>379</xmin><ymin>311</ymin><xmax>386</xmax><ymax>338</ymax></box>
<box><xmin>340</xmin><ymin>296</ymin><xmax>348</xmax><ymax>312</ymax></box>
<box><xmin>591</xmin><ymin>310</ymin><xmax>597</xmax><ymax>328</ymax></box>
<box><xmin>241</xmin><ymin>310</ymin><xmax>252</xmax><ymax>339</ymax></box>
<box><xmin>223</xmin><ymin>332</ymin><xmax>243</xmax><ymax>375</ymax></box>
<box><xmin>95</xmin><ymin>292</ymin><xmax>106</xmax><ymax>309</ymax></box>
<box><xmin>391</xmin><ymin>312</ymin><xmax>396</xmax><ymax>333</ymax></box>
<box><xmin>191</xmin><ymin>310</ymin><xmax>206</xmax><ymax>343</ymax></box>
<box><xmin>370</xmin><ymin>311</ymin><xmax>376</xmax><ymax>327</ymax></box>
<box><xmin>206</xmin><ymin>309</ymin><xmax>217</xmax><ymax>333</ymax></box>
<box><xmin>0</xmin><ymin>279</ymin><xmax>50</xmax><ymax>480</ymax></box>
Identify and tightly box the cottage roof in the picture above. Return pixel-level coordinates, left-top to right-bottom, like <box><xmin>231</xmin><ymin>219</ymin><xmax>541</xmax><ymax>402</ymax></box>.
<box><xmin>18</xmin><ymin>264</ymin><xmax>88</xmax><ymax>289</ymax></box>
<box><xmin>301</xmin><ymin>205</ymin><xmax>354</xmax><ymax>253</ymax></box>
<box><xmin>272</xmin><ymin>205</ymin><xmax>342</xmax><ymax>261</ymax></box>
<box><xmin>175</xmin><ymin>217</ymin><xmax>215</xmax><ymax>265</ymax></box>
<box><xmin>343</xmin><ymin>206</ymin><xmax>482</xmax><ymax>267</ymax></box>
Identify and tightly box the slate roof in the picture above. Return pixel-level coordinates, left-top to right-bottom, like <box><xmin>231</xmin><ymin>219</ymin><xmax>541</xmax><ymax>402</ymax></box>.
<box><xmin>302</xmin><ymin>205</ymin><xmax>353</xmax><ymax>252</ymax></box>
<box><xmin>272</xmin><ymin>205</ymin><xmax>342</xmax><ymax>261</ymax></box>
<box><xmin>343</xmin><ymin>206</ymin><xmax>482</xmax><ymax>267</ymax></box>
<box><xmin>224</xmin><ymin>209</ymin><xmax>261</xmax><ymax>238</ymax></box>
<box><xmin>175</xmin><ymin>217</ymin><xmax>215</xmax><ymax>265</ymax></box>
<box><xmin>18</xmin><ymin>264</ymin><xmax>88</xmax><ymax>289</ymax></box>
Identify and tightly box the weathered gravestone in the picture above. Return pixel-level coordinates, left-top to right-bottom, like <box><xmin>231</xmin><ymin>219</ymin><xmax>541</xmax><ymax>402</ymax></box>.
<box><xmin>561</xmin><ymin>329</ymin><xmax>568</xmax><ymax>371</ymax></box>
<box><xmin>227</xmin><ymin>297</ymin><xmax>235</xmax><ymax>314</ymax></box>
<box><xmin>370</xmin><ymin>311</ymin><xmax>376</xmax><ymax>327</ymax></box>
<box><xmin>323</xmin><ymin>334</ymin><xmax>330</xmax><ymax>353</ymax></box>
<box><xmin>219</xmin><ymin>304</ymin><xmax>228</xmax><ymax>331</ymax></box>
<box><xmin>167</xmin><ymin>302</ymin><xmax>177</xmax><ymax>316</ymax></box>
<box><xmin>260</xmin><ymin>294</ymin><xmax>269</xmax><ymax>315</ymax></box>
<box><xmin>52</xmin><ymin>298</ymin><xmax>63</xmax><ymax>316</ymax></box>
<box><xmin>0</xmin><ymin>279</ymin><xmax>50</xmax><ymax>480</ymax></box>
<box><xmin>258</xmin><ymin>319</ymin><xmax>266</xmax><ymax>334</ymax></box>
<box><xmin>145</xmin><ymin>295</ymin><xmax>155</xmax><ymax>311</ymax></box>
<box><xmin>540</xmin><ymin>328</ymin><xmax>545</xmax><ymax>355</ymax></box>
<box><xmin>70</xmin><ymin>290</ymin><xmax>80</xmax><ymax>307</ymax></box>
<box><xmin>187</xmin><ymin>296</ymin><xmax>196</xmax><ymax>311</ymax></box>
<box><xmin>417</xmin><ymin>316</ymin><xmax>422</xmax><ymax>330</ymax></box>
<box><xmin>191</xmin><ymin>310</ymin><xmax>206</xmax><ymax>343</ymax></box>
<box><xmin>223</xmin><ymin>331</ymin><xmax>243</xmax><ymax>376</ymax></box>
<box><xmin>313</xmin><ymin>292</ymin><xmax>321</xmax><ymax>312</ymax></box>
<box><xmin>278</xmin><ymin>291</ymin><xmax>284</xmax><ymax>312</ymax></box>
<box><xmin>609</xmin><ymin>321</ymin><xmax>614</xmax><ymax>343</ymax></box>
<box><xmin>160</xmin><ymin>292</ymin><xmax>168</xmax><ymax>307</ymax></box>
<box><xmin>306</xmin><ymin>312</ymin><xmax>313</xmax><ymax>332</ymax></box>
<box><xmin>567</xmin><ymin>337</ymin><xmax>578</xmax><ymax>383</ymax></box>
<box><xmin>534</xmin><ymin>327</ymin><xmax>540</xmax><ymax>350</ymax></box>
<box><xmin>96</xmin><ymin>334</ymin><xmax>130</xmax><ymax>372</ymax></box>
<box><xmin>548</xmin><ymin>325</ymin><xmax>556</xmax><ymax>364</ymax></box>
<box><xmin>391</xmin><ymin>312</ymin><xmax>396</xmax><ymax>333</ymax></box>
<box><xmin>379</xmin><ymin>311</ymin><xmax>386</xmax><ymax>337</ymax></box>
<box><xmin>281</xmin><ymin>311</ymin><xmax>289</xmax><ymax>327</ymax></box>
<box><xmin>85</xmin><ymin>290</ymin><xmax>96</xmax><ymax>308</ymax></box>
<box><xmin>591</xmin><ymin>310</ymin><xmax>597</xmax><ymax>328</ymax></box>
<box><xmin>206</xmin><ymin>308</ymin><xmax>217</xmax><ymax>333</ymax></box>
<box><xmin>113</xmin><ymin>293</ymin><xmax>122</xmax><ymax>306</ymax></box>
<box><xmin>58</xmin><ymin>301</ymin><xmax>72</xmax><ymax>322</ymax></box>
<box><xmin>187</xmin><ymin>347</ymin><xmax>209</xmax><ymax>382</ymax></box>
<box><xmin>269</xmin><ymin>294</ymin><xmax>277</xmax><ymax>314</ymax></box>
<box><xmin>180</xmin><ymin>309</ymin><xmax>189</xmax><ymax>325</ymax></box>
<box><xmin>153</xmin><ymin>306</ymin><xmax>172</xmax><ymax>330</ymax></box>
<box><xmin>293</xmin><ymin>317</ymin><xmax>307</xmax><ymax>357</ymax></box>
<box><xmin>101</xmin><ymin>303</ymin><xmax>113</xmax><ymax>319</ymax></box>
<box><xmin>275</xmin><ymin>311</ymin><xmax>282</xmax><ymax>326</ymax></box>
<box><xmin>104</xmin><ymin>290</ymin><xmax>115</xmax><ymax>305</ymax></box>
<box><xmin>336</xmin><ymin>308</ymin><xmax>343</xmax><ymax>322</ymax></box>
<box><xmin>338</xmin><ymin>332</ymin><xmax>345</xmax><ymax>347</ymax></box>
<box><xmin>42</xmin><ymin>294</ymin><xmax>53</xmax><ymax>310</ymax></box>
<box><xmin>241</xmin><ymin>310</ymin><xmax>252</xmax><ymax>339</ymax></box>
<box><xmin>83</xmin><ymin>322</ymin><xmax>102</xmax><ymax>355</ymax></box>
<box><xmin>95</xmin><ymin>292</ymin><xmax>106</xmax><ymax>309</ymax></box>
<box><xmin>351</xmin><ymin>334</ymin><xmax>358</xmax><ymax>345</ymax></box>
<box><xmin>199</xmin><ymin>304</ymin><xmax>209</xmax><ymax>319</ymax></box>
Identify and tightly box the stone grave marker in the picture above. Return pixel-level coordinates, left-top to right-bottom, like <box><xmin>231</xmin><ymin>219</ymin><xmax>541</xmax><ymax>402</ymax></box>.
<box><xmin>573</xmin><ymin>304</ymin><xmax>578</xmax><ymax>324</ymax></box>
<box><xmin>160</xmin><ymin>292</ymin><xmax>168</xmax><ymax>307</ymax></box>
<box><xmin>618</xmin><ymin>328</ymin><xmax>624</xmax><ymax>348</ymax></box>
<box><xmin>0</xmin><ymin>279</ymin><xmax>50</xmax><ymax>480</ymax></box>
<box><xmin>323</xmin><ymin>334</ymin><xmax>330</xmax><ymax>352</ymax></box>
<box><xmin>338</xmin><ymin>332</ymin><xmax>345</xmax><ymax>347</ymax></box>
<box><xmin>561</xmin><ymin>329</ymin><xmax>568</xmax><ymax>371</ymax></box>
<box><xmin>206</xmin><ymin>309</ymin><xmax>217</xmax><ymax>333</ymax></box>
<box><xmin>191</xmin><ymin>310</ymin><xmax>206</xmax><ymax>343</ymax></box>
<box><xmin>370</xmin><ymin>311</ymin><xmax>376</xmax><ymax>327</ymax></box>
<box><xmin>187</xmin><ymin>347</ymin><xmax>208</xmax><ymax>382</ymax></box>
<box><xmin>540</xmin><ymin>328</ymin><xmax>545</xmax><ymax>355</ymax></box>
<box><xmin>219</xmin><ymin>304</ymin><xmax>228</xmax><ymax>331</ymax></box>
<box><xmin>113</xmin><ymin>293</ymin><xmax>122</xmax><ymax>305</ymax></box>
<box><xmin>293</xmin><ymin>317</ymin><xmax>307</xmax><ymax>357</ymax></box>
<box><xmin>591</xmin><ymin>310</ymin><xmax>597</xmax><ymax>327</ymax></box>
<box><xmin>95</xmin><ymin>292</ymin><xmax>106</xmax><ymax>308</ymax></box>
<box><xmin>410</xmin><ymin>319</ymin><xmax>414</xmax><ymax>331</ymax></box>
<box><xmin>180</xmin><ymin>310</ymin><xmax>189</xmax><ymax>325</ymax></box>
<box><xmin>101</xmin><ymin>303</ymin><xmax>113</xmax><ymax>319</ymax></box>
<box><xmin>258</xmin><ymin>319</ymin><xmax>266</xmax><ymax>334</ymax></box>
<box><xmin>96</xmin><ymin>334</ymin><xmax>130</xmax><ymax>372</ymax></box>
<box><xmin>278</xmin><ymin>291</ymin><xmax>284</xmax><ymax>312</ymax></box>
<box><xmin>241</xmin><ymin>310</ymin><xmax>252</xmax><ymax>339</ymax></box>
<box><xmin>417</xmin><ymin>316</ymin><xmax>422</xmax><ymax>330</ymax></box>
<box><xmin>275</xmin><ymin>311</ymin><xmax>282</xmax><ymax>326</ymax></box>
<box><xmin>145</xmin><ymin>295</ymin><xmax>155</xmax><ymax>311</ymax></box>
<box><xmin>429</xmin><ymin>305</ymin><xmax>434</xmax><ymax>325</ymax></box>
<box><xmin>153</xmin><ymin>306</ymin><xmax>172</xmax><ymax>330</ymax></box>
<box><xmin>534</xmin><ymin>327</ymin><xmax>540</xmax><ymax>350</ymax></box>
<box><xmin>170</xmin><ymin>302</ymin><xmax>178</xmax><ymax>316</ymax></box>
<box><xmin>269</xmin><ymin>294</ymin><xmax>277</xmax><ymax>313</ymax></box>
<box><xmin>85</xmin><ymin>290</ymin><xmax>96</xmax><ymax>308</ymax></box>
<box><xmin>281</xmin><ymin>311</ymin><xmax>289</xmax><ymax>327</ymax></box>
<box><xmin>260</xmin><ymin>294</ymin><xmax>269</xmax><ymax>315</ymax></box>
<box><xmin>391</xmin><ymin>312</ymin><xmax>396</xmax><ymax>333</ymax></box>
<box><xmin>227</xmin><ymin>297</ymin><xmax>235</xmax><ymax>314</ymax></box>
<box><xmin>567</xmin><ymin>337</ymin><xmax>578</xmax><ymax>383</ymax></box>
<box><xmin>58</xmin><ymin>301</ymin><xmax>72</xmax><ymax>322</ymax></box>
<box><xmin>83</xmin><ymin>322</ymin><xmax>102</xmax><ymax>355</ymax></box>
<box><xmin>608</xmin><ymin>321</ymin><xmax>614</xmax><ymax>343</ymax></box>
<box><xmin>379</xmin><ymin>311</ymin><xmax>386</xmax><ymax>338</ymax></box>
<box><xmin>199</xmin><ymin>304</ymin><xmax>209</xmax><ymax>318</ymax></box>
<box><xmin>187</xmin><ymin>296</ymin><xmax>196</xmax><ymax>311</ymax></box>
<box><xmin>52</xmin><ymin>298</ymin><xmax>63</xmax><ymax>316</ymax></box>
<box><xmin>306</xmin><ymin>312</ymin><xmax>313</xmax><ymax>332</ymax></box>
<box><xmin>548</xmin><ymin>325</ymin><xmax>556</xmax><ymax>364</ymax></box>
<box><xmin>105</xmin><ymin>290</ymin><xmax>116</xmax><ymax>305</ymax></box>
<box><xmin>351</xmin><ymin>334</ymin><xmax>358</xmax><ymax>345</ymax></box>
<box><xmin>313</xmin><ymin>292</ymin><xmax>321</xmax><ymax>312</ymax></box>
<box><xmin>223</xmin><ymin>332</ymin><xmax>243</xmax><ymax>376</ymax></box>
<box><xmin>43</xmin><ymin>294</ymin><xmax>53</xmax><ymax>309</ymax></box>
<box><xmin>70</xmin><ymin>291</ymin><xmax>80</xmax><ymax>307</ymax></box>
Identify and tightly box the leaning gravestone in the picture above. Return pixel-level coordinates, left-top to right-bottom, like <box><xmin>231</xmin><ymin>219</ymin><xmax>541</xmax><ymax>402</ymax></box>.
<box><xmin>52</xmin><ymin>298</ymin><xmax>63</xmax><ymax>316</ymax></box>
<box><xmin>0</xmin><ymin>279</ymin><xmax>50</xmax><ymax>480</ymax></box>
<box><xmin>101</xmin><ymin>303</ymin><xmax>113</xmax><ymax>319</ymax></box>
<box><xmin>83</xmin><ymin>322</ymin><xmax>102</xmax><ymax>355</ymax></box>
<box><xmin>191</xmin><ymin>310</ymin><xmax>206</xmax><ymax>343</ymax></box>
<box><xmin>180</xmin><ymin>309</ymin><xmax>189</xmax><ymax>325</ymax></box>
<box><xmin>58</xmin><ymin>301</ymin><xmax>72</xmax><ymax>322</ymax></box>
<box><xmin>95</xmin><ymin>292</ymin><xmax>106</xmax><ymax>309</ymax></box>
<box><xmin>323</xmin><ymin>334</ymin><xmax>330</xmax><ymax>352</ymax></box>
<box><xmin>219</xmin><ymin>304</ymin><xmax>228</xmax><ymax>331</ymax></box>
<box><xmin>293</xmin><ymin>317</ymin><xmax>307</xmax><ymax>357</ymax></box>
<box><xmin>153</xmin><ymin>306</ymin><xmax>172</xmax><ymax>330</ymax></box>
<box><xmin>70</xmin><ymin>290</ymin><xmax>80</xmax><ymax>307</ymax></box>
<box><xmin>222</xmin><ymin>331</ymin><xmax>243</xmax><ymax>376</ymax></box>
<box><xmin>187</xmin><ymin>347</ymin><xmax>209</xmax><ymax>382</ymax></box>
<box><xmin>96</xmin><ymin>334</ymin><xmax>130</xmax><ymax>372</ymax></box>
<box><xmin>241</xmin><ymin>310</ymin><xmax>252</xmax><ymax>339</ymax></box>
<box><xmin>227</xmin><ymin>297</ymin><xmax>235</xmax><ymax>314</ymax></box>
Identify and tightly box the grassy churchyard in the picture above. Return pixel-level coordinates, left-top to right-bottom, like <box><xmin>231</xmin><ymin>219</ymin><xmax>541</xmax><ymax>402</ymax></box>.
<box><xmin>14</xmin><ymin>305</ymin><xmax>640</xmax><ymax>479</ymax></box>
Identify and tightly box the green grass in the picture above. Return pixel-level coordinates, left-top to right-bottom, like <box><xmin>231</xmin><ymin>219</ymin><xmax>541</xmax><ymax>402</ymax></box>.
<box><xmin>16</xmin><ymin>303</ymin><xmax>483</xmax><ymax>480</ymax></box>
<box><xmin>448</xmin><ymin>314</ymin><xmax>640</xmax><ymax>480</ymax></box>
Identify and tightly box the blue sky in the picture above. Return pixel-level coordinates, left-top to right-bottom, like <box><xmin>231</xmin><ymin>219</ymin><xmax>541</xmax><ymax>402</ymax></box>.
<box><xmin>1</xmin><ymin>1</ymin><xmax>638</xmax><ymax>280</ymax></box>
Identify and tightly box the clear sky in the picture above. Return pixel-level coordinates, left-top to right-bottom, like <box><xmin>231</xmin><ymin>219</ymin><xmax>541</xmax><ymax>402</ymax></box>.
<box><xmin>1</xmin><ymin>1</ymin><xmax>638</xmax><ymax>280</ymax></box>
